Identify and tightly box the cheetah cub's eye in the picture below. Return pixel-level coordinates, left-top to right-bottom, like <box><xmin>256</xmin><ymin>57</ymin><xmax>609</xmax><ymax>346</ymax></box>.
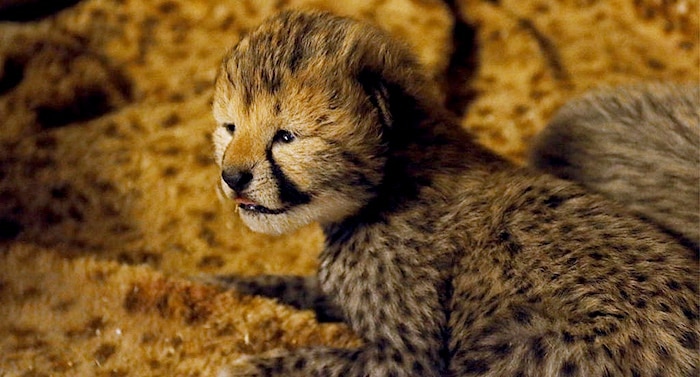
<box><xmin>223</xmin><ymin>123</ymin><xmax>236</xmax><ymax>134</ymax></box>
<box><xmin>273</xmin><ymin>130</ymin><xmax>295</xmax><ymax>144</ymax></box>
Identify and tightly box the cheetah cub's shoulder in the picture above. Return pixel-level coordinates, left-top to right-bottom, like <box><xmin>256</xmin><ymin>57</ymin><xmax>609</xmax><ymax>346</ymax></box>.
<box><xmin>211</xmin><ymin>10</ymin><xmax>699</xmax><ymax>377</ymax></box>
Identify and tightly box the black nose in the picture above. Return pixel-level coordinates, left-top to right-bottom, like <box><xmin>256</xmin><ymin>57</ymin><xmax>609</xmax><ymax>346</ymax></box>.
<box><xmin>222</xmin><ymin>169</ymin><xmax>253</xmax><ymax>193</ymax></box>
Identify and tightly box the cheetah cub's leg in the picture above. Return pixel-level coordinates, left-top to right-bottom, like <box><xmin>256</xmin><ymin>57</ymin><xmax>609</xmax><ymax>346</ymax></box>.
<box><xmin>218</xmin><ymin>348</ymin><xmax>362</xmax><ymax>377</ymax></box>
<box><xmin>204</xmin><ymin>274</ymin><xmax>343</xmax><ymax>322</ymax></box>
<box><xmin>216</xmin><ymin>263</ymin><xmax>449</xmax><ymax>377</ymax></box>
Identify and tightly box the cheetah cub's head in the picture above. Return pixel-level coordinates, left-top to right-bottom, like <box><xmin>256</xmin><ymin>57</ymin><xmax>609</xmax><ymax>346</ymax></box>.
<box><xmin>212</xmin><ymin>10</ymin><xmax>430</xmax><ymax>235</ymax></box>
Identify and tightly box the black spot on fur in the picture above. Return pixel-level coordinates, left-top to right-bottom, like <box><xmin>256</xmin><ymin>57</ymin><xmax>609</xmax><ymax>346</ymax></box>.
<box><xmin>391</xmin><ymin>350</ymin><xmax>404</xmax><ymax>364</ymax></box>
<box><xmin>292</xmin><ymin>358</ymin><xmax>306</xmax><ymax>370</ymax></box>
<box><xmin>498</xmin><ymin>229</ymin><xmax>522</xmax><ymax>255</ymax></box>
<box><xmin>287</xmin><ymin>46</ymin><xmax>304</xmax><ymax>73</ymax></box>
<box><xmin>492</xmin><ymin>342</ymin><xmax>513</xmax><ymax>356</ymax></box>
<box><xmin>544</xmin><ymin>195</ymin><xmax>565</xmax><ymax>208</ymax></box>
<box><xmin>477</xmin><ymin>324</ymin><xmax>499</xmax><ymax>338</ymax></box>
<box><xmin>562</xmin><ymin>331</ymin><xmax>575</xmax><ymax>344</ymax></box>
<box><xmin>589</xmin><ymin>252</ymin><xmax>604</xmax><ymax>261</ymax></box>
<box><xmin>631</xmin><ymin>272</ymin><xmax>648</xmax><ymax>282</ymax></box>
<box><xmin>630</xmin><ymin>337</ymin><xmax>643</xmax><ymax>348</ymax></box>
<box><xmin>682</xmin><ymin>305</ymin><xmax>698</xmax><ymax>321</ymax></box>
<box><xmin>461</xmin><ymin>359</ymin><xmax>490</xmax><ymax>374</ymax></box>
<box><xmin>560</xmin><ymin>224</ymin><xmax>575</xmax><ymax>234</ymax></box>
<box><xmin>315</xmin><ymin>114</ymin><xmax>329</xmax><ymax>124</ymax></box>
<box><xmin>412</xmin><ymin>361</ymin><xmax>425</xmax><ymax>374</ymax></box>
<box><xmin>274</xmin><ymin>101</ymin><xmax>282</xmax><ymax>115</ymax></box>
<box><xmin>530</xmin><ymin>336</ymin><xmax>547</xmax><ymax>364</ymax></box>
<box><xmin>657</xmin><ymin>345</ymin><xmax>671</xmax><ymax>359</ymax></box>
<box><xmin>594</xmin><ymin>323</ymin><xmax>618</xmax><ymax>337</ymax></box>
<box><xmin>559</xmin><ymin>360</ymin><xmax>578</xmax><ymax>376</ymax></box>
<box><xmin>679</xmin><ymin>330</ymin><xmax>699</xmax><ymax>349</ymax></box>
<box><xmin>512</xmin><ymin>305</ymin><xmax>532</xmax><ymax>324</ymax></box>
<box><xmin>564</xmin><ymin>256</ymin><xmax>579</xmax><ymax>268</ymax></box>
<box><xmin>599</xmin><ymin>345</ymin><xmax>613</xmax><ymax>360</ymax></box>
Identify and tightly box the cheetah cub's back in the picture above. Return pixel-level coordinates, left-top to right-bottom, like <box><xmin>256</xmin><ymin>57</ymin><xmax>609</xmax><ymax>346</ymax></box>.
<box><xmin>530</xmin><ymin>83</ymin><xmax>700</xmax><ymax>249</ymax></box>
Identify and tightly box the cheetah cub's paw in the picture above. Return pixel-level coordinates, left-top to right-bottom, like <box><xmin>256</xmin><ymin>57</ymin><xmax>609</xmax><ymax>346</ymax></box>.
<box><xmin>217</xmin><ymin>354</ymin><xmax>266</xmax><ymax>377</ymax></box>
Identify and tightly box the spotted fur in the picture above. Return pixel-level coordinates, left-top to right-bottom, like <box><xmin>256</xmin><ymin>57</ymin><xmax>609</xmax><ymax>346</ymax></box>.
<box><xmin>211</xmin><ymin>10</ymin><xmax>699</xmax><ymax>377</ymax></box>
<box><xmin>530</xmin><ymin>83</ymin><xmax>700</xmax><ymax>250</ymax></box>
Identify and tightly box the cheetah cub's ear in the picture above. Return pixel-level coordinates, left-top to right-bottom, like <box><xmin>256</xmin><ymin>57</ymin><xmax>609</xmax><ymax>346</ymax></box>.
<box><xmin>211</xmin><ymin>10</ymin><xmax>438</xmax><ymax>235</ymax></box>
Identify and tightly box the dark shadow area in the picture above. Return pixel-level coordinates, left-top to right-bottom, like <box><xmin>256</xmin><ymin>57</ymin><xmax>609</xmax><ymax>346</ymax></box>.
<box><xmin>0</xmin><ymin>217</ymin><xmax>23</xmax><ymax>241</ymax></box>
<box><xmin>36</xmin><ymin>85</ymin><xmax>125</xmax><ymax>129</ymax></box>
<box><xmin>442</xmin><ymin>1</ymin><xmax>480</xmax><ymax>118</ymax></box>
<box><xmin>0</xmin><ymin>0</ymin><xmax>83</xmax><ymax>22</ymax></box>
<box><xmin>1</xmin><ymin>39</ymin><xmax>134</xmax><ymax>130</ymax></box>
<box><xmin>0</xmin><ymin>57</ymin><xmax>24</xmax><ymax>95</ymax></box>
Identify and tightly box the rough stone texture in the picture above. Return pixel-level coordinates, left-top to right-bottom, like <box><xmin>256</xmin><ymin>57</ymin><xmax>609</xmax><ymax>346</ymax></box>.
<box><xmin>0</xmin><ymin>0</ymin><xmax>696</xmax><ymax>375</ymax></box>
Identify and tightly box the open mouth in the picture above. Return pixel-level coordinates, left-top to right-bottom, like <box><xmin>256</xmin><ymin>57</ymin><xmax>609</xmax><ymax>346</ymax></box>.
<box><xmin>238</xmin><ymin>203</ymin><xmax>288</xmax><ymax>215</ymax></box>
<box><xmin>234</xmin><ymin>197</ymin><xmax>287</xmax><ymax>215</ymax></box>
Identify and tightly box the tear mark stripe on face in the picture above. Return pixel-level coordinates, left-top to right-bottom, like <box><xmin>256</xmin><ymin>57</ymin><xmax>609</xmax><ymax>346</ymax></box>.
<box><xmin>266</xmin><ymin>146</ymin><xmax>312</xmax><ymax>207</ymax></box>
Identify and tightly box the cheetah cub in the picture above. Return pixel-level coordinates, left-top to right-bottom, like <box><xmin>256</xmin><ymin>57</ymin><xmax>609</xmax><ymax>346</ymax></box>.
<box><xmin>211</xmin><ymin>10</ymin><xmax>699</xmax><ymax>377</ymax></box>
